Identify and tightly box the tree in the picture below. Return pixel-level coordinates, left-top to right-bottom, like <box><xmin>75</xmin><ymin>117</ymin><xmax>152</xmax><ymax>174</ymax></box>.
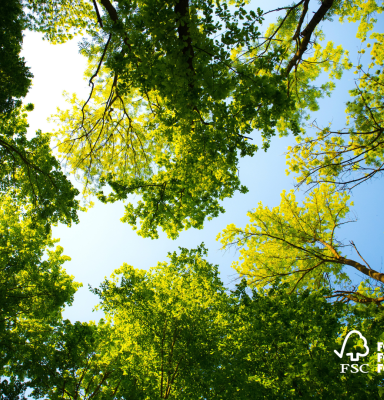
<box><xmin>51</xmin><ymin>0</ymin><xmax>295</xmax><ymax>239</ymax></box>
<box><xmin>217</xmin><ymin>0</ymin><xmax>384</xmax><ymax>306</ymax></box>
<box><xmin>218</xmin><ymin>183</ymin><xmax>384</xmax><ymax>305</ymax></box>
<box><xmin>0</xmin><ymin>2</ymin><xmax>85</xmax><ymax>395</ymax></box>
<box><xmin>85</xmin><ymin>247</ymin><xmax>384</xmax><ymax>398</ymax></box>
<box><xmin>0</xmin><ymin>192</ymin><xmax>81</xmax><ymax>349</ymax></box>
<box><xmin>10</xmin><ymin>319</ymin><xmax>141</xmax><ymax>400</ymax></box>
<box><xmin>0</xmin><ymin>104</ymin><xmax>81</xmax><ymax>227</ymax></box>
<box><xmin>0</xmin><ymin>0</ymin><xmax>81</xmax><ymax>227</ymax></box>
<box><xmin>286</xmin><ymin>3</ymin><xmax>384</xmax><ymax>191</ymax></box>
<box><xmin>91</xmin><ymin>245</ymin><xmax>229</xmax><ymax>399</ymax></box>
<box><xmin>21</xmin><ymin>0</ymin><xmax>379</xmax><ymax>238</ymax></box>
<box><xmin>0</xmin><ymin>0</ymin><xmax>33</xmax><ymax>114</ymax></box>
<box><xmin>0</xmin><ymin>193</ymin><xmax>80</xmax><ymax>331</ymax></box>
<box><xmin>0</xmin><ymin>193</ymin><xmax>81</xmax><ymax>396</ymax></box>
<box><xmin>218</xmin><ymin>280</ymin><xmax>383</xmax><ymax>399</ymax></box>
<box><xmin>0</xmin><ymin>3</ymin><xmax>86</xmax><ymax>394</ymax></box>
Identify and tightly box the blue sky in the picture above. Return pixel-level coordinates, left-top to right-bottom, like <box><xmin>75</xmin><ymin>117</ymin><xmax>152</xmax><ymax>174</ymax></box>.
<box><xmin>20</xmin><ymin>2</ymin><xmax>384</xmax><ymax>323</ymax></box>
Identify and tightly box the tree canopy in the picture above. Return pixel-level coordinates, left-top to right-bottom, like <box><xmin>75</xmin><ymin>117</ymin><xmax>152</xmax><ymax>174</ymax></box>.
<box><xmin>7</xmin><ymin>247</ymin><xmax>384</xmax><ymax>398</ymax></box>
<box><xmin>1</xmin><ymin>0</ymin><xmax>384</xmax><ymax>398</ymax></box>
<box><xmin>218</xmin><ymin>183</ymin><xmax>384</xmax><ymax>304</ymax></box>
<box><xmin>0</xmin><ymin>2</ymin><xmax>83</xmax><ymax>396</ymax></box>
<box><xmin>25</xmin><ymin>0</ymin><xmax>380</xmax><ymax>238</ymax></box>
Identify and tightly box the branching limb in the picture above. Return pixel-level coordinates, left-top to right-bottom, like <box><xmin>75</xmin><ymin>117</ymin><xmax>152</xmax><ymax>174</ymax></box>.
<box><xmin>286</xmin><ymin>0</ymin><xmax>334</xmax><ymax>75</ymax></box>
<box><xmin>318</xmin><ymin>239</ymin><xmax>384</xmax><ymax>283</ymax></box>
<box><xmin>327</xmin><ymin>290</ymin><xmax>384</xmax><ymax>306</ymax></box>
<box><xmin>292</xmin><ymin>0</ymin><xmax>309</xmax><ymax>41</ymax></box>
<box><xmin>80</xmin><ymin>33</ymin><xmax>112</xmax><ymax>135</ymax></box>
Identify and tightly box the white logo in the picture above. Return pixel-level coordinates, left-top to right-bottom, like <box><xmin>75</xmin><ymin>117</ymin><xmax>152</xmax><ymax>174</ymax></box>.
<box><xmin>334</xmin><ymin>330</ymin><xmax>369</xmax><ymax>361</ymax></box>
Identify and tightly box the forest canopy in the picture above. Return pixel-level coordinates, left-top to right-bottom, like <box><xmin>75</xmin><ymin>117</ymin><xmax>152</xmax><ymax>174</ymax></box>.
<box><xmin>1</xmin><ymin>0</ymin><xmax>384</xmax><ymax>398</ymax></box>
<box><xmin>28</xmin><ymin>0</ymin><xmax>366</xmax><ymax>239</ymax></box>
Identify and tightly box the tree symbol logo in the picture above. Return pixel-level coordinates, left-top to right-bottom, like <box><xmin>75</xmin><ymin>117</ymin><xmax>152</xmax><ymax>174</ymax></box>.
<box><xmin>334</xmin><ymin>330</ymin><xmax>369</xmax><ymax>361</ymax></box>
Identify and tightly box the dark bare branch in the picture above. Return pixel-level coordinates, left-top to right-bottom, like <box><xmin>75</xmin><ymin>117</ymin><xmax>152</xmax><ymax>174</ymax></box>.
<box><xmin>92</xmin><ymin>0</ymin><xmax>104</xmax><ymax>28</ymax></box>
<box><xmin>350</xmin><ymin>240</ymin><xmax>372</xmax><ymax>270</ymax></box>
<box><xmin>99</xmin><ymin>0</ymin><xmax>118</xmax><ymax>22</ymax></box>
<box><xmin>292</xmin><ymin>0</ymin><xmax>309</xmax><ymax>41</ymax></box>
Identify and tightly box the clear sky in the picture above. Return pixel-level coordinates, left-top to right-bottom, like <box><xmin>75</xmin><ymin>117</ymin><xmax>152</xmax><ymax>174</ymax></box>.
<box><xmin>20</xmin><ymin>2</ymin><xmax>384</xmax><ymax>323</ymax></box>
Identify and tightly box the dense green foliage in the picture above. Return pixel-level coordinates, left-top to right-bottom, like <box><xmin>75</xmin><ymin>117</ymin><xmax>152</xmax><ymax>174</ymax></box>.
<box><xmin>0</xmin><ymin>195</ymin><xmax>80</xmax><ymax>334</ymax></box>
<box><xmin>0</xmin><ymin>194</ymin><xmax>81</xmax><ymax>398</ymax></box>
<box><xmin>92</xmin><ymin>245</ymin><xmax>229</xmax><ymax>399</ymax></box>
<box><xmin>50</xmin><ymin>0</ymin><xmax>296</xmax><ymax>239</ymax></box>
<box><xmin>9</xmin><ymin>319</ymin><xmax>135</xmax><ymax>399</ymax></box>
<box><xmin>6</xmin><ymin>248</ymin><xmax>384</xmax><ymax>399</ymax></box>
<box><xmin>0</xmin><ymin>0</ymin><xmax>32</xmax><ymax>114</ymax></box>
<box><xmin>0</xmin><ymin>105</ymin><xmax>81</xmax><ymax>226</ymax></box>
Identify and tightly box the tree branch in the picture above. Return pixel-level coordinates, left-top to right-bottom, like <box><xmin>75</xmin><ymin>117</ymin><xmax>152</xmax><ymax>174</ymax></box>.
<box><xmin>99</xmin><ymin>0</ymin><xmax>118</xmax><ymax>22</ymax></box>
<box><xmin>319</xmin><ymin>239</ymin><xmax>384</xmax><ymax>283</ymax></box>
<box><xmin>350</xmin><ymin>240</ymin><xmax>372</xmax><ymax>270</ymax></box>
<box><xmin>92</xmin><ymin>0</ymin><xmax>104</xmax><ymax>28</ymax></box>
<box><xmin>174</xmin><ymin>0</ymin><xmax>195</xmax><ymax>77</ymax></box>
<box><xmin>286</xmin><ymin>0</ymin><xmax>334</xmax><ymax>75</ymax></box>
<box><xmin>292</xmin><ymin>0</ymin><xmax>309</xmax><ymax>41</ymax></box>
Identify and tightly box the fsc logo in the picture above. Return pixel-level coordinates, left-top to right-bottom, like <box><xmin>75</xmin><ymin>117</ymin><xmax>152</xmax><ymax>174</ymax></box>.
<box><xmin>334</xmin><ymin>330</ymin><xmax>369</xmax><ymax>373</ymax></box>
<box><xmin>334</xmin><ymin>330</ymin><xmax>384</xmax><ymax>373</ymax></box>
